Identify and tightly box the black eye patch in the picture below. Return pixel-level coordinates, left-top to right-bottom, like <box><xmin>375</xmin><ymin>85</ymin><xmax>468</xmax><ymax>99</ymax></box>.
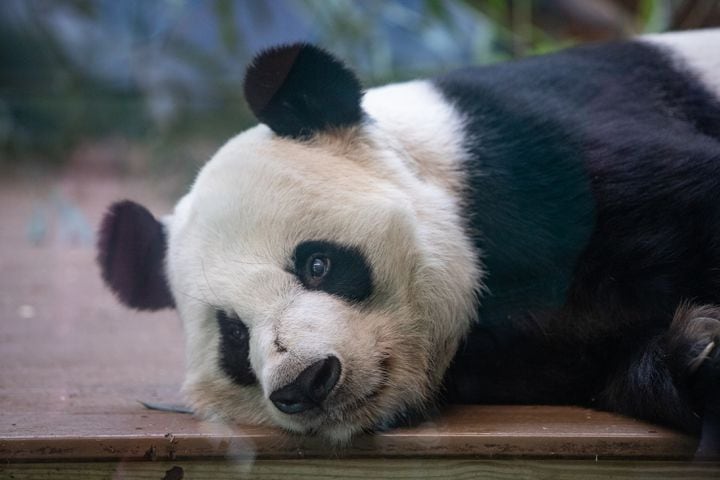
<box><xmin>293</xmin><ymin>240</ymin><xmax>374</xmax><ymax>303</ymax></box>
<box><xmin>216</xmin><ymin>310</ymin><xmax>257</xmax><ymax>386</ymax></box>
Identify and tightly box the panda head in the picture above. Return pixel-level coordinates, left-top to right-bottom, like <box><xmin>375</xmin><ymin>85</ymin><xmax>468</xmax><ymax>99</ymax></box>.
<box><xmin>98</xmin><ymin>43</ymin><xmax>481</xmax><ymax>443</ymax></box>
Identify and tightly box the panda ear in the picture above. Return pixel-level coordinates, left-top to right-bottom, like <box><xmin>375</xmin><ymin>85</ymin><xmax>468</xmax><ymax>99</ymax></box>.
<box><xmin>243</xmin><ymin>43</ymin><xmax>363</xmax><ymax>138</ymax></box>
<box><xmin>97</xmin><ymin>200</ymin><xmax>175</xmax><ymax>311</ymax></box>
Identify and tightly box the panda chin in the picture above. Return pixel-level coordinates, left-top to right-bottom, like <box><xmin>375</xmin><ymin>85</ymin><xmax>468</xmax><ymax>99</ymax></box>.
<box><xmin>311</xmin><ymin>423</ymin><xmax>363</xmax><ymax>446</ymax></box>
<box><xmin>265</xmin><ymin>376</ymin><xmax>417</xmax><ymax>444</ymax></box>
<box><xmin>268</xmin><ymin>407</ymin><xmax>364</xmax><ymax>445</ymax></box>
<box><xmin>268</xmin><ymin>388</ymin><xmax>389</xmax><ymax>443</ymax></box>
<box><xmin>302</xmin><ymin>403</ymin><xmax>433</xmax><ymax>445</ymax></box>
<box><xmin>372</xmin><ymin>405</ymin><xmax>438</xmax><ymax>432</ymax></box>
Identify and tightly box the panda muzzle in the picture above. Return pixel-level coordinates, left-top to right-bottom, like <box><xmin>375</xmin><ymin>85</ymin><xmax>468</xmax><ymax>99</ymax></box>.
<box><xmin>269</xmin><ymin>356</ymin><xmax>342</xmax><ymax>414</ymax></box>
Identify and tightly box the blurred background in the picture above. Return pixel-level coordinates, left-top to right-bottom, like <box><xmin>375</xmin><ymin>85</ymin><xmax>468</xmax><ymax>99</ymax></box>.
<box><xmin>2</xmin><ymin>0</ymin><xmax>720</xmax><ymax>181</ymax></box>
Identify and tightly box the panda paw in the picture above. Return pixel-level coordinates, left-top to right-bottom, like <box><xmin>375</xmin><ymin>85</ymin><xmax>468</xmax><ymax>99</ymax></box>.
<box><xmin>667</xmin><ymin>305</ymin><xmax>720</xmax><ymax>457</ymax></box>
<box><xmin>666</xmin><ymin>304</ymin><xmax>720</xmax><ymax>381</ymax></box>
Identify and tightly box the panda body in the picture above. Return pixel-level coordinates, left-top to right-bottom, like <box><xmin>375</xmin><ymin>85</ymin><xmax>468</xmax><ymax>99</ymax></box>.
<box><xmin>98</xmin><ymin>29</ymin><xmax>720</xmax><ymax>444</ymax></box>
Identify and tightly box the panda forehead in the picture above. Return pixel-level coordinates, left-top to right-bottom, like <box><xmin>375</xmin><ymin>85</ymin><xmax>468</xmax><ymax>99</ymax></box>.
<box><xmin>180</xmin><ymin>125</ymin><xmax>415</xmax><ymax>262</ymax></box>
<box><xmin>201</xmin><ymin>125</ymin><xmax>373</xmax><ymax>184</ymax></box>
<box><xmin>196</xmin><ymin>126</ymin><xmax>399</xmax><ymax>203</ymax></box>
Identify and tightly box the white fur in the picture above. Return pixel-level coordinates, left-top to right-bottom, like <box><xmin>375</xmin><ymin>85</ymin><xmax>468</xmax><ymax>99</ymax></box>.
<box><xmin>164</xmin><ymin>80</ymin><xmax>482</xmax><ymax>442</ymax></box>
<box><xmin>362</xmin><ymin>80</ymin><xmax>470</xmax><ymax>193</ymax></box>
<box><xmin>642</xmin><ymin>28</ymin><xmax>720</xmax><ymax>100</ymax></box>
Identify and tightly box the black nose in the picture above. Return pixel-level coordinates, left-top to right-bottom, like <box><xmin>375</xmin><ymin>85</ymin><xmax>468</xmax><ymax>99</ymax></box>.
<box><xmin>269</xmin><ymin>356</ymin><xmax>341</xmax><ymax>415</ymax></box>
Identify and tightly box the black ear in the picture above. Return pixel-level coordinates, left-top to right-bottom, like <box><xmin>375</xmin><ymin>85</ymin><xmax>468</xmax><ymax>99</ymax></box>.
<box><xmin>97</xmin><ymin>200</ymin><xmax>174</xmax><ymax>310</ymax></box>
<box><xmin>243</xmin><ymin>43</ymin><xmax>363</xmax><ymax>138</ymax></box>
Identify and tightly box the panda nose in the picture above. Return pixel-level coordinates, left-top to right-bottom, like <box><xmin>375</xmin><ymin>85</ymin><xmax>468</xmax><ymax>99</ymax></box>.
<box><xmin>269</xmin><ymin>356</ymin><xmax>341</xmax><ymax>415</ymax></box>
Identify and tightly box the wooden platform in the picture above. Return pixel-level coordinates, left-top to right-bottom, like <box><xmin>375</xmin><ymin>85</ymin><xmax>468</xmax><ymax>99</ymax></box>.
<box><xmin>1</xmin><ymin>404</ymin><xmax>703</xmax><ymax>462</ymax></box>
<box><xmin>1</xmin><ymin>173</ymin><xmax>719</xmax><ymax>478</ymax></box>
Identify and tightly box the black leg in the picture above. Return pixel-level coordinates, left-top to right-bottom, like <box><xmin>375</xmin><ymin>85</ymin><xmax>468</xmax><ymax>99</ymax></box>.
<box><xmin>596</xmin><ymin>304</ymin><xmax>720</xmax><ymax>441</ymax></box>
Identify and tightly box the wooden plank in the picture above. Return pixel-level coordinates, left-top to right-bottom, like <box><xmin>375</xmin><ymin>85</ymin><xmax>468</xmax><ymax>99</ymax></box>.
<box><xmin>2</xmin><ymin>459</ymin><xmax>720</xmax><ymax>480</ymax></box>
<box><xmin>0</xmin><ymin>405</ymin><xmax>699</xmax><ymax>461</ymax></box>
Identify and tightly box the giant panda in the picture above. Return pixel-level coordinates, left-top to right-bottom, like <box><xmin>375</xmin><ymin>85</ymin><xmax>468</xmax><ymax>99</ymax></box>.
<box><xmin>97</xmin><ymin>29</ymin><xmax>720</xmax><ymax>446</ymax></box>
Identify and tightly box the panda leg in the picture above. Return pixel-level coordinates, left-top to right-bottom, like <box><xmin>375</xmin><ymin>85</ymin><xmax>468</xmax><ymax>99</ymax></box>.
<box><xmin>595</xmin><ymin>304</ymin><xmax>720</xmax><ymax>452</ymax></box>
<box><xmin>667</xmin><ymin>305</ymin><xmax>720</xmax><ymax>456</ymax></box>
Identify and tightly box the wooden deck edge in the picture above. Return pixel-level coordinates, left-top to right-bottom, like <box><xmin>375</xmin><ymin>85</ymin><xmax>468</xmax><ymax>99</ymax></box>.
<box><xmin>0</xmin><ymin>431</ymin><xmax>703</xmax><ymax>462</ymax></box>
<box><xmin>2</xmin><ymin>458</ymin><xmax>720</xmax><ymax>480</ymax></box>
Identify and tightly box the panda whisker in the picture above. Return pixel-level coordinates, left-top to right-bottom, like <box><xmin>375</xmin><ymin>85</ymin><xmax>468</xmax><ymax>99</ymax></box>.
<box><xmin>227</xmin><ymin>242</ymin><xmax>275</xmax><ymax>267</ymax></box>
<box><xmin>227</xmin><ymin>258</ymin><xmax>274</xmax><ymax>266</ymax></box>
<box><xmin>200</xmin><ymin>258</ymin><xmax>223</xmax><ymax>306</ymax></box>
<box><xmin>176</xmin><ymin>289</ymin><xmax>214</xmax><ymax>308</ymax></box>
<box><xmin>201</xmin><ymin>225</ymin><xmax>275</xmax><ymax>267</ymax></box>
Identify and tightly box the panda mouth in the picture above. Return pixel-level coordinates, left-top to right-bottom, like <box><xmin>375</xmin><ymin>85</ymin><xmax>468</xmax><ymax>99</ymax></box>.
<box><xmin>279</xmin><ymin>356</ymin><xmax>392</xmax><ymax>429</ymax></box>
<box><xmin>335</xmin><ymin>355</ymin><xmax>390</xmax><ymax>405</ymax></box>
<box><xmin>316</xmin><ymin>356</ymin><xmax>392</xmax><ymax>424</ymax></box>
<box><xmin>333</xmin><ymin>380</ymin><xmax>385</xmax><ymax>412</ymax></box>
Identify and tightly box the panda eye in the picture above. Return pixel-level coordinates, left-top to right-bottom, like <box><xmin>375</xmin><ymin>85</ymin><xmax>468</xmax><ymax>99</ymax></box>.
<box><xmin>293</xmin><ymin>240</ymin><xmax>373</xmax><ymax>302</ymax></box>
<box><xmin>230</xmin><ymin>323</ymin><xmax>246</xmax><ymax>340</ymax></box>
<box><xmin>217</xmin><ymin>310</ymin><xmax>248</xmax><ymax>341</ymax></box>
<box><xmin>307</xmin><ymin>254</ymin><xmax>330</xmax><ymax>286</ymax></box>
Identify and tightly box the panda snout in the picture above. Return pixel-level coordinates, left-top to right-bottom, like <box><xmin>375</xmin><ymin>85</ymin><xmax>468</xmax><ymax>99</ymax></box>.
<box><xmin>269</xmin><ymin>355</ymin><xmax>342</xmax><ymax>414</ymax></box>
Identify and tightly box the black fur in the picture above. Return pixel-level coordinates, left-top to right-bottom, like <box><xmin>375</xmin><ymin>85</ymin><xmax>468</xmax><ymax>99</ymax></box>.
<box><xmin>293</xmin><ymin>240</ymin><xmax>374</xmax><ymax>303</ymax></box>
<box><xmin>434</xmin><ymin>40</ymin><xmax>720</xmax><ymax>438</ymax></box>
<box><xmin>243</xmin><ymin>43</ymin><xmax>364</xmax><ymax>139</ymax></box>
<box><xmin>216</xmin><ymin>310</ymin><xmax>257</xmax><ymax>386</ymax></box>
<box><xmin>97</xmin><ymin>200</ymin><xmax>174</xmax><ymax>310</ymax></box>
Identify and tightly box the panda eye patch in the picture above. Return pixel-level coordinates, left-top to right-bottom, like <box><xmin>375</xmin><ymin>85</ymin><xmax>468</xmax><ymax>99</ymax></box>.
<box><xmin>216</xmin><ymin>310</ymin><xmax>257</xmax><ymax>386</ymax></box>
<box><xmin>293</xmin><ymin>240</ymin><xmax>373</xmax><ymax>302</ymax></box>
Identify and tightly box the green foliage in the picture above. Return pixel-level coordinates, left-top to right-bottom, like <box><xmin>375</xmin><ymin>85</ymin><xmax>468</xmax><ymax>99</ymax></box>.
<box><xmin>0</xmin><ymin>21</ymin><xmax>150</xmax><ymax>161</ymax></box>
